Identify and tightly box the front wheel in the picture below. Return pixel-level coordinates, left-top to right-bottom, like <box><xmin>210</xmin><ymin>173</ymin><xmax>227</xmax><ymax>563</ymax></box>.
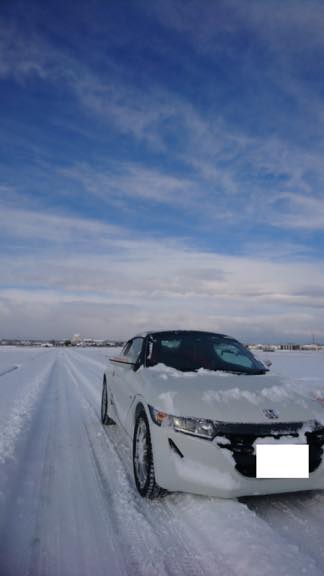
<box><xmin>133</xmin><ymin>409</ymin><xmax>163</xmax><ymax>498</ymax></box>
<box><xmin>101</xmin><ymin>377</ymin><xmax>116</xmax><ymax>425</ymax></box>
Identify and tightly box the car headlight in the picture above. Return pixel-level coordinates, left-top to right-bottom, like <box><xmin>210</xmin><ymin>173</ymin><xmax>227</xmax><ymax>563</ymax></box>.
<box><xmin>149</xmin><ymin>405</ymin><xmax>216</xmax><ymax>440</ymax></box>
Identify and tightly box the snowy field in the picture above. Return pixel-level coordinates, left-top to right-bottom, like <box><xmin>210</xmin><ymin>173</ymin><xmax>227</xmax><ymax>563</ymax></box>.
<box><xmin>0</xmin><ymin>347</ymin><xmax>324</xmax><ymax>576</ymax></box>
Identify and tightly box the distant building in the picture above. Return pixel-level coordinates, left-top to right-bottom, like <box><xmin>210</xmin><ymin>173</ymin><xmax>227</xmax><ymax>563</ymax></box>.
<box><xmin>301</xmin><ymin>344</ymin><xmax>321</xmax><ymax>351</ymax></box>
<box><xmin>279</xmin><ymin>343</ymin><xmax>301</xmax><ymax>350</ymax></box>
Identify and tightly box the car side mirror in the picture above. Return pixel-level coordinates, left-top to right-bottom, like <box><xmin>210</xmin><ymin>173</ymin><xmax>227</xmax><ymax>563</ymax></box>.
<box><xmin>264</xmin><ymin>359</ymin><xmax>272</xmax><ymax>368</ymax></box>
<box><xmin>109</xmin><ymin>357</ymin><xmax>136</xmax><ymax>370</ymax></box>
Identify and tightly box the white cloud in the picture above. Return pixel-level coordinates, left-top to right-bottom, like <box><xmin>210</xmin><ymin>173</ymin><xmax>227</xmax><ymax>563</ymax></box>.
<box><xmin>0</xmin><ymin>201</ymin><xmax>123</xmax><ymax>245</ymax></box>
<box><xmin>0</xmin><ymin>24</ymin><xmax>48</xmax><ymax>79</ymax></box>
<box><xmin>0</xmin><ymin>203</ymin><xmax>324</xmax><ymax>341</ymax></box>
<box><xmin>151</xmin><ymin>0</ymin><xmax>324</xmax><ymax>56</ymax></box>
<box><xmin>269</xmin><ymin>193</ymin><xmax>324</xmax><ymax>230</ymax></box>
<box><xmin>60</xmin><ymin>162</ymin><xmax>198</xmax><ymax>208</ymax></box>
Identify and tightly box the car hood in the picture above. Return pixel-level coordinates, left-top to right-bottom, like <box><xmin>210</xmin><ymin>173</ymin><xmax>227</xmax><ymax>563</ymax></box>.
<box><xmin>139</xmin><ymin>365</ymin><xmax>323</xmax><ymax>424</ymax></box>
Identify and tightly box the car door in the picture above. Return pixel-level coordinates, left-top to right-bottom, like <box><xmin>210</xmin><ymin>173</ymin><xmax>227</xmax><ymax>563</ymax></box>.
<box><xmin>110</xmin><ymin>337</ymin><xmax>144</xmax><ymax>430</ymax></box>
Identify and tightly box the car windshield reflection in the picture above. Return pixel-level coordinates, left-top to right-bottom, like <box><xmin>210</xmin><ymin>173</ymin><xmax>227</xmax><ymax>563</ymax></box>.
<box><xmin>145</xmin><ymin>331</ymin><xmax>267</xmax><ymax>375</ymax></box>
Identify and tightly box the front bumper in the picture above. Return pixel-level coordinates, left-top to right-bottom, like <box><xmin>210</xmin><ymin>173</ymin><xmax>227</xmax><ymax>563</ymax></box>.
<box><xmin>150</xmin><ymin>420</ymin><xmax>324</xmax><ymax>498</ymax></box>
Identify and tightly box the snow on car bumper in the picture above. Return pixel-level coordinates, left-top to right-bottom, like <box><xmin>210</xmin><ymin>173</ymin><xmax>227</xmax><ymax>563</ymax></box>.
<box><xmin>150</xmin><ymin>423</ymin><xmax>324</xmax><ymax>498</ymax></box>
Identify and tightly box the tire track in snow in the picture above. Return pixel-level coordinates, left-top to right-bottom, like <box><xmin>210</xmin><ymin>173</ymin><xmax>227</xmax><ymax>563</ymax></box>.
<box><xmin>242</xmin><ymin>492</ymin><xmax>324</xmax><ymax>570</ymax></box>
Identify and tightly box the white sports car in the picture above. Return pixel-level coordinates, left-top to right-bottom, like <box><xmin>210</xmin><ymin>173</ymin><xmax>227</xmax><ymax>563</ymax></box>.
<box><xmin>100</xmin><ymin>330</ymin><xmax>324</xmax><ymax>498</ymax></box>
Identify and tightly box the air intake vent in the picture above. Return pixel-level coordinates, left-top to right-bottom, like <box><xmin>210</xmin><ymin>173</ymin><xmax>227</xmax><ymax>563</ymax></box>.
<box><xmin>216</xmin><ymin>423</ymin><xmax>324</xmax><ymax>478</ymax></box>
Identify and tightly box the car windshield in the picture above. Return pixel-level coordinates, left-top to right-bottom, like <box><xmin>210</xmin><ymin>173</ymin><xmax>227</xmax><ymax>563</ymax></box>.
<box><xmin>145</xmin><ymin>331</ymin><xmax>267</xmax><ymax>375</ymax></box>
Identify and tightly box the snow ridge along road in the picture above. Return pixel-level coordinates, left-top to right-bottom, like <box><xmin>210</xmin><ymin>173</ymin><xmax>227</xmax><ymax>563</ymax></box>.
<box><xmin>0</xmin><ymin>347</ymin><xmax>323</xmax><ymax>576</ymax></box>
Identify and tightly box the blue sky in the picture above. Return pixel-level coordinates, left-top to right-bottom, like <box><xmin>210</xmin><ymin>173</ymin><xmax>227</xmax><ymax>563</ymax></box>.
<box><xmin>1</xmin><ymin>0</ymin><xmax>324</xmax><ymax>341</ymax></box>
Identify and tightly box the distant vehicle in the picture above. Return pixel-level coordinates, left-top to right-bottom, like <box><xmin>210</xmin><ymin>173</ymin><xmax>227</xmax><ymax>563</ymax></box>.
<box><xmin>100</xmin><ymin>330</ymin><xmax>324</xmax><ymax>498</ymax></box>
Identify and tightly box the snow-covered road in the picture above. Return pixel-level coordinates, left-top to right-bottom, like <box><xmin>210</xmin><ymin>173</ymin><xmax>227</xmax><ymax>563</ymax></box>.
<box><xmin>0</xmin><ymin>347</ymin><xmax>323</xmax><ymax>576</ymax></box>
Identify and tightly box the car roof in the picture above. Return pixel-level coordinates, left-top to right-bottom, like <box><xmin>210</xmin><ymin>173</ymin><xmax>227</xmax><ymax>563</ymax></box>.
<box><xmin>132</xmin><ymin>329</ymin><xmax>232</xmax><ymax>339</ymax></box>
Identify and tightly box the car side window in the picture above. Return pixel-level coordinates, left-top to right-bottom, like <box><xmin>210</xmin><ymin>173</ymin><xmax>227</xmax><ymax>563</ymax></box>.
<box><xmin>125</xmin><ymin>338</ymin><xmax>143</xmax><ymax>363</ymax></box>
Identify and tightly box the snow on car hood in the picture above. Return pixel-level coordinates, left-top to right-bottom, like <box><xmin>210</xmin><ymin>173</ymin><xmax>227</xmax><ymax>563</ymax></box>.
<box><xmin>139</xmin><ymin>364</ymin><xmax>324</xmax><ymax>424</ymax></box>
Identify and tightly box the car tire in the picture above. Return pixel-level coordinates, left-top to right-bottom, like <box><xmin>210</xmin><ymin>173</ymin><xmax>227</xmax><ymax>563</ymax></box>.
<box><xmin>133</xmin><ymin>409</ymin><xmax>164</xmax><ymax>498</ymax></box>
<box><xmin>101</xmin><ymin>377</ymin><xmax>116</xmax><ymax>425</ymax></box>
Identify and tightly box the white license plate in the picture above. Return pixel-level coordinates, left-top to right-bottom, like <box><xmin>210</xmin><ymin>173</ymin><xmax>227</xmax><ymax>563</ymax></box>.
<box><xmin>256</xmin><ymin>444</ymin><xmax>309</xmax><ymax>478</ymax></box>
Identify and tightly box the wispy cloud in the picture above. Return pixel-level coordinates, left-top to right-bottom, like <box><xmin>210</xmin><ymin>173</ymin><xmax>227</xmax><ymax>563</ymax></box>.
<box><xmin>60</xmin><ymin>163</ymin><xmax>198</xmax><ymax>207</ymax></box>
<box><xmin>0</xmin><ymin>199</ymin><xmax>123</xmax><ymax>246</ymax></box>
<box><xmin>0</xmin><ymin>24</ymin><xmax>48</xmax><ymax>79</ymax></box>
<box><xmin>150</xmin><ymin>0</ymin><xmax>324</xmax><ymax>57</ymax></box>
<box><xmin>1</xmin><ymin>13</ymin><xmax>324</xmax><ymax>235</ymax></box>
<box><xmin>269</xmin><ymin>193</ymin><xmax>324</xmax><ymax>230</ymax></box>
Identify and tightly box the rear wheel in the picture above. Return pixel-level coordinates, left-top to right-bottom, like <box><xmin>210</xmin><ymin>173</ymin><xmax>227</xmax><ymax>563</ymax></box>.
<box><xmin>101</xmin><ymin>377</ymin><xmax>115</xmax><ymax>425</ymax></box>
<box><xmin>133</xmin><ymin>409</ymin><xmax>163</xmax><ymax>498</ymax></box>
